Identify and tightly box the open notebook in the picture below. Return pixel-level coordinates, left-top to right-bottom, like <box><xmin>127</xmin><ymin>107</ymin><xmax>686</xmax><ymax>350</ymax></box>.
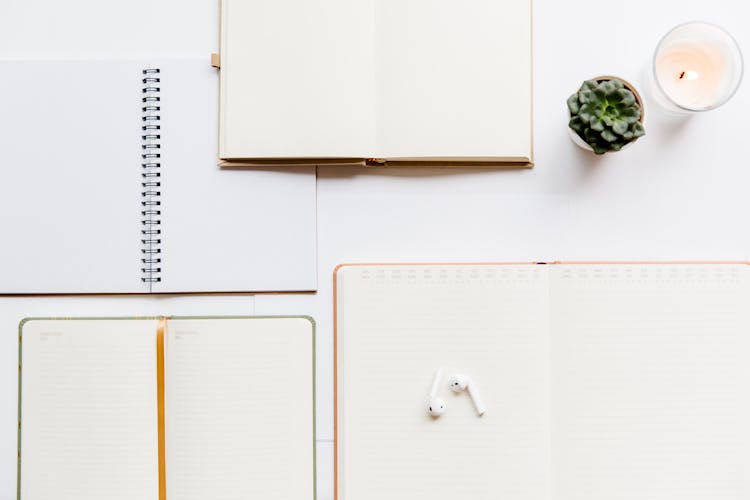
<box><xmin>335</xmin><ymin>262</ymin><xmax>750</xmax><ymax>500</ymax></box>
<box><xmin>18</xmin><ymin>316</ymin><xmax>315</xmax><ymax>500</ymax></box>
<box><xmin>218</xmin><ymin>0</ymin><xmax>533</xmax><ymax>167</ymax></box>
<box><xmin>0</xmin><ymin>59</ymin><xmax>317</xmax><ymax>294</ymax></box>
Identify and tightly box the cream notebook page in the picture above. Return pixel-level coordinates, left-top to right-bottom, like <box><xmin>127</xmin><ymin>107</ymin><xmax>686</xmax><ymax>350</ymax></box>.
<box><xmin>165</xmin><ymin>317</ymin><xmax>315</xmax><ymax>500</ymax></box>
<box><xmin>220</xmin><ymin>0</ymin><xmax>531</xmax><ymax>161</ymax></box>
<box><xmin>336</xmin><ymin>265</ymin><xmax>551</xmax><ymax>500</ymax></box>
<box><xmin>19</xmin><ymin>319</ymin><xmax>159</xmax><ymax>500</ymax></box>
<box><xmin>219</xmin><ymin>0</ymin><xmax>376</xmax><ymax>158</ymax></box>
<box><xmin>337</xmin><ymin>263</ymin><xmax>750</xmax><ymax>500</ymax></box>
<box><xmin>550</xmin><ymin>264</ymin><xmax>750</xmax><ymax>500</ymax></box>
<box><xmin>375</xmin><ymin>0</ymin><xmax>532</xmax><ymax>159</ymax></box>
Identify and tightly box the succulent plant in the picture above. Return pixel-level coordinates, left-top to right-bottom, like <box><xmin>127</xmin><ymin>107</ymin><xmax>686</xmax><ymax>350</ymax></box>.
<box><xmin>567</xmin><ymin>79</ymin><xmax>645</xmax><ymax>155</ymax></box>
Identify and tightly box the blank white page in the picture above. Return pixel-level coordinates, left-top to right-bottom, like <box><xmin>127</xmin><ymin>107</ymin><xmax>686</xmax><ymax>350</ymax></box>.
<box><xmin>19</xmin><ymin>318</ymin><xmax>159</xmax><ymax>500</ymax></box>
<box><xmin>153</xmin><ymin>60</ymin><xmax>318</xmax><ymax>292</ymax></box>
<box><xmin>0</xmin><ymin>59</ymin><xmax>317</xmax><ymax>293</ymax></box>
<box><xmin>375</xmin><ymin>0</ymin><xmax>532</xmax><ymax>160</ymax></box>
<box><xmin>219</xmin><ymin>0</ymin><xmax>376</xmax><ymax>159</ymax></box>
<box><xmin>165</xmin><ymin>317</ymin><xmax>315</xmax><ymax>500</ymax></box>
<box><xmin>0</xmin><ymin>61</ymin><xmax>144</xmax><ymax>293</ymax></box>
<box><xmin>336</xmin><ymin>264</ymin><xmax>551</xmax><ymax>500</ymax></box>
<box><xmin>551</xmin><ymin>264</ymin><xmax>750</xmax><ymax>500</ymax></box>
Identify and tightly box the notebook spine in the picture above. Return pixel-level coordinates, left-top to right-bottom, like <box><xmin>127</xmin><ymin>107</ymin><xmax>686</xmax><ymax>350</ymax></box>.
<box><xmin>141</xmin><ymin>68</ymin><xmax>162</xmax><ymax>284</ymax></box>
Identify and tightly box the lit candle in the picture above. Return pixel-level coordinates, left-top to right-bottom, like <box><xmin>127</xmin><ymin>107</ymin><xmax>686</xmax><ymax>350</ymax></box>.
<box><xmin>651</xmin><ymin>22</ymin><xmax>743</xmax><ymax>114</ymax></box>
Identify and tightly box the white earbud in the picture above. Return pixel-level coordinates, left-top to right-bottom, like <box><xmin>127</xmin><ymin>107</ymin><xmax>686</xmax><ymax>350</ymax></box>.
<box><xmin>427</xmin><ymin>368</ymin><xmax>446</xmax><ymax>417</ymax></box>
<box><xmin>448</xmin><ymin>374</ymin><xmax>486</xmax><ymax>416</ymax></box>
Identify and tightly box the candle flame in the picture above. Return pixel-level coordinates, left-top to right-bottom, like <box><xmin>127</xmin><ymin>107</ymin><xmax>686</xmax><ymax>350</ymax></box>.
<box><xmin>678</xmin><ymin>70</ymin><xmax>700</xmax><ymax>80</ymax></box>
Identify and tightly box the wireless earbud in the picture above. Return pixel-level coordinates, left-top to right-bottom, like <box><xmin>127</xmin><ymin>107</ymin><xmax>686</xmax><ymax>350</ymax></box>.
<box><xmin>427</xmin><ymin>368</ymin><xmax>446</xmax><ymax>417</ymax></box>
<box><xmin>448</xmin><ymin>374</ymin><xmax>486</xmax><ymax>416</ymax></box>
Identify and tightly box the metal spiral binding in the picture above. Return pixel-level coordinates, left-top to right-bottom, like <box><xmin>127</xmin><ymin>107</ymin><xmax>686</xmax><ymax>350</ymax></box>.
<box><xmin>141</xmin><ymin>68</ymin><xmax>162</xmax><ymax>284</ymax></box>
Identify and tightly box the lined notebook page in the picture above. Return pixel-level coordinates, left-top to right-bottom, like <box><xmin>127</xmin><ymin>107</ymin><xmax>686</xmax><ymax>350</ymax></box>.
<box><xmin>336</xmin><ymin>265</ymin><xmax>551</xmax><ymax>500</ymax></box>
<box><xmin>550</xmin><ymin>264</ymin><xmax>750</xmax><ymax>500</ymax></box>
<box><xmin>165</xmin><ymin>318</ymin><xmax>314</xmax><ymax>500</ymax></box>
<box><xmin>19</xmin><ymin>319</ymin><xmax>159</xmax><ymax>500</ymax></box>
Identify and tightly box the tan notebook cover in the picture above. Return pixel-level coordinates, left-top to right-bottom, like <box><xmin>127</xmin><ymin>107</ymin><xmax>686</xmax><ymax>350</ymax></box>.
<box><xmin>217</xmin><ymin>0</ymin><xmax>533</xmax><ymax>168</ymax></box>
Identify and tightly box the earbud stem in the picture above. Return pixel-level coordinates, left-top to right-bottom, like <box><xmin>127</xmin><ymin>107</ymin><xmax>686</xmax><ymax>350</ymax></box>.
<box><xmin>429</xmin><ymin>368</ymin><xmax>443</xmax><ymax>399</ymax></box>
<box><xmin>467</xmin><ymin>382</ymin><xmax>486</xmax><ymax>416</ymax></box>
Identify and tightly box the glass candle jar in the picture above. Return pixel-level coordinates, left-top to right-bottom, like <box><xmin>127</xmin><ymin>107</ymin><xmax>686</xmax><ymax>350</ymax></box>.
<box><xmin>650</xmin><ymin>21</ymin><xmax>743</xmax><ymax>115</ymax></box>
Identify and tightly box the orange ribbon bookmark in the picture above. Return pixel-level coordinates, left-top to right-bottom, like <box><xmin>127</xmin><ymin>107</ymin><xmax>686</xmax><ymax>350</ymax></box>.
<box><xmin>156</xmin><ymin>317</ymin><xmax>167</xmax><ymax>500</ymax></box>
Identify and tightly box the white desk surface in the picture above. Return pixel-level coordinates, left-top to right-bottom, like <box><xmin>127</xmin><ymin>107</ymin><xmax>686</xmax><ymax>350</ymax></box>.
<box><xmin>1</xmin><ymin>0</ymin><xmax>749</xmax><ymax>499</ymax></box>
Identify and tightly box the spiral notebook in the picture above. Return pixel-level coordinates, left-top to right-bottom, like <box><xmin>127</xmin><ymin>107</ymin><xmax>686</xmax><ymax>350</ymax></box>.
<box><xmin>0</xmin><ymin>59</ymin><xmax>317</xmax><ymax>294</ymax></box>
<box><xmin>335</xmin><ymin>262</ymin><xmax>750</xmax><ymax>500</ymax></box>
<box><xmin>17</xmin><ymin>316</ymin><xmax>315</xmax><ymax>500</ymax></box>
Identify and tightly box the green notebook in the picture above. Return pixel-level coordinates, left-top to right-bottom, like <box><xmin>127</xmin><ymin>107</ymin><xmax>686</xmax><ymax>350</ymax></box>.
<box><xmin>17</xmin><ymin>316</ymin><xmax>316</xmax><ymax>500</ymax></box>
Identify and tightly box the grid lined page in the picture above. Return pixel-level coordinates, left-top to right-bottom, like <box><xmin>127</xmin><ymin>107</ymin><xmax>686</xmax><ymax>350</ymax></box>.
<box><xmin>19</xmin><ymin>319</ymin><xmax>159</xmax><ymax>500</ymax></box>
<box><xmin>551</xmin><ymin>264</ymin><xmax>750</xmax><ymax>500</ymax></box>
<box><xmin>336</xmin><ymin>264</ymin><xmax>551</xmax><ymax>500</ymax></box>
<box><xmin>165</xmin><ymin>318</ymin><xmax>314</xmax><ymax>500</ymax></box>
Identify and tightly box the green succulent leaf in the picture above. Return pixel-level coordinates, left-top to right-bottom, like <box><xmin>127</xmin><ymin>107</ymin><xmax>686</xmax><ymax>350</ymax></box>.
<box><xmin>631</xmin><ymin>121</ymin><xmax>646</xmax><ymax>137</ymax></box>
<box><xmin>569</xmin><ymin>116</ymin><xmax>585</xmax><ymax>133</ymax></box>
<box><xmin>602</xmin><ymin>114</ymin><xmax>615</xmax><ymax>127</ymax></box>
<box><xmin>578</xmin><ymin>103</ymin><xmax>595</xmax><ymax>123</ymax></box>
<box><xmin>567</xmin><ymin>94</ymin><xmax>580</xmax><ymax>114</ymax></box>
<box><xmin>613</xmin><ymin>120</ymin><xmax>629</xmax><ymax>135</ymax></box>
<box><xmin>600</xmin><ymin>81</ymin><xmax>617</xmax><ymax>94</ymax></box>
<box><xmin>582</xmin><ymin>80</ymin><xmax>598</xmax><ymax>91</ymax></box>
<box><xmin>620</xmin><ymin>106</ymin><xmax>640</xmax><ymax>123</ymax></box>
<box><xmin>592</xmin><ymin>143</ymin><xmax>608</xmax><ymax>155</ymax></box>
<box><xmin>618</xmin><ymin>89</ymin><xmax>636</xmax><ymax>106</ymax></box>
<box><xmin>605</xmin><ymin>85</ymin><xmax>623</xmax><ymax>101</ymax></box>
<box><xmin>584</xmin><ymin>127</ymin><xmax>599</xmax><ymax>143</ymax></box>
<box><xmin>601</xmin><ymin>129</ymin><xmax>618</xmax><ymax>142</ymax></box>
<box><xmin>590</xmin><ymin>118</ymin><xmax>605</xmax><ymax>131</ymax></box>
